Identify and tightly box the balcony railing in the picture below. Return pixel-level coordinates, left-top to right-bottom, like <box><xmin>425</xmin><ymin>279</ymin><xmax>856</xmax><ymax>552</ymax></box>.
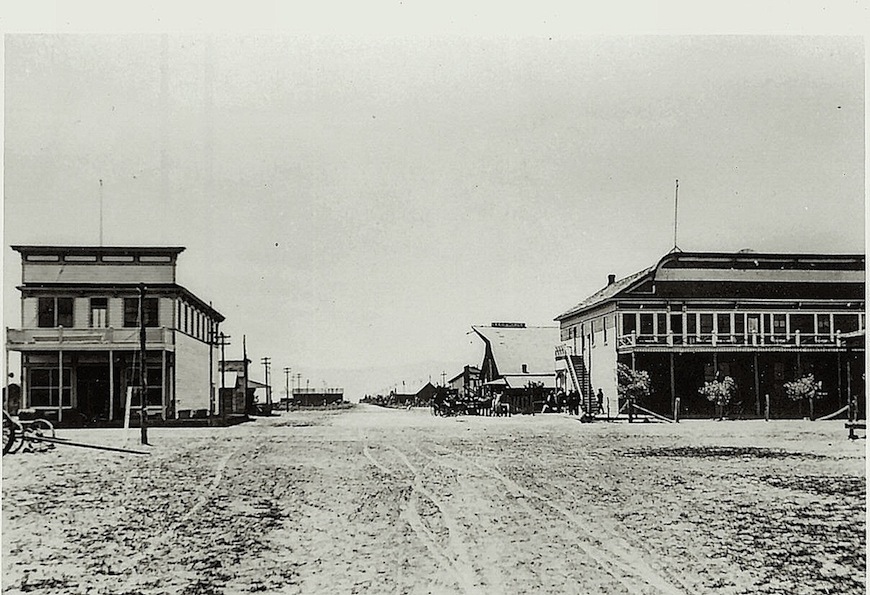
<box><xmin>6</xmin><ymin>326</ymin><xmax>171</xmax><ymax>349</ymax></box>
<box><xmin>618</xmin><ymin>330</ymin><xmax>849</xmax><ymax>350</ymax></box>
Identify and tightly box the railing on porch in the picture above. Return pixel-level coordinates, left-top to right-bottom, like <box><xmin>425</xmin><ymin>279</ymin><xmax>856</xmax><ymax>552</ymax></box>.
<box><xmin>618</xmin><ymin>330</ymin><xmax>848</xmax><ymax>349</ymax></box>
<box><xmin>6</xmin><ymin>326</ymin><xmax>171</xmax><ymax>348</ymax></box>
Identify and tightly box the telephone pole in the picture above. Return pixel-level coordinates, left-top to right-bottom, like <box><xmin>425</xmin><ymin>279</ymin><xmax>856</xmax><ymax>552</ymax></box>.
<box><xmin>283</xmin><ymin>367</ymin><xmax>291</xmax><ymax>411</ymax></box>
<box><xmin>261</xmin><ymin>357</ymin><xmax>272</xmax><ymax>410</ymax></box>
<box><xmin>215</xmin><ymin>333</ymin><xmax>231</xmax><ymax>390</ymax></box>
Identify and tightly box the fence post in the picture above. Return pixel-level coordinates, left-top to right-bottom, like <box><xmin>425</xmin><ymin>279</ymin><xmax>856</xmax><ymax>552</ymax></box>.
<box><xmin>764</xmin><ymin>393</ymin><xmax>770</xmax><ymax>421</ymax></box>
<box><xmin>674</xmin><ymin>397</ymin><xmax>680</xmax><ymax>423</ymax></box>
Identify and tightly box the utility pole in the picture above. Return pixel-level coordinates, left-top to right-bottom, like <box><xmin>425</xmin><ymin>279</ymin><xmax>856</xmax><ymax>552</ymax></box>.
<box><xmin>243</xmin><ymin>335</ymin><xmax>250</xmax><ymax>415</ymax></box>
<box><xmin>215</xmin><ymin>333</ymin><xmax>231</xmax><ymax>390</ymax></box>
<box><xmin>138</xmin><ymin>283</ymin><xmax>149</xmax><ymax>445</ymax></box>
<box><xmin>261</xmin><ymin>357</ymin><xmax>272</xmax><ymax>411</ymax></box>
<box><xmin>283</xmin><ymin>367</ymin><xmax>291</xmax><ymax>410</ymax></box>
<box><xmin>672</xmin><ymin>179</ymin><xmax>681</xmax><ymax>253</ymax></box>
<box><xmin>99</xmin><ymin>179</ymin><xmax>104</xmax><ymax>246</ymax></box>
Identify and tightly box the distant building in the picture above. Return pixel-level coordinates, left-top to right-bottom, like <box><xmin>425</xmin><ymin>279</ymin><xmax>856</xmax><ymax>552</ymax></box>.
<box><xmin>218</xmin><ymin>358</ymin><xmax>269</xmax><ymax>417</ymax></box>
<box><xmin>554</xmin><ymin>251</ymin><xmax>866</xmax><ymax>419</ymax></box>
<box><xmin>472</xmin><ymin>323</ymin><xmax>558</xmax><ymax>413</ymax></box>
<box><xmin>5</xmin><ymin>245</ymin><xmax>225</xmax><ymax>425</ymax></box>
<box><xmin>292</xmin><ymin>387</ymin><xmax>344</xmax><ymax>407</ymax></box>
<box><xmin>448</xmin><ymin>365</ymin><xmax>481</xmax><ymax>398</ymax></box>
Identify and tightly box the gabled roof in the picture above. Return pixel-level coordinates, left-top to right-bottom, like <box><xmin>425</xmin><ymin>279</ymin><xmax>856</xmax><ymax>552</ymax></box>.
<box><xmin>472</xmin><ymin>325</ymin><xmax>559</xmax><ymax>376</ymax></box>
<box><xmin>448</xmin><ymin>366</ymin><xmax>481</xmax><ymax>384</ymax></box>
<box><xmin>555</xmin><ymin>267</ymin><xmax>654</xmax><ymax>321</ymax></box>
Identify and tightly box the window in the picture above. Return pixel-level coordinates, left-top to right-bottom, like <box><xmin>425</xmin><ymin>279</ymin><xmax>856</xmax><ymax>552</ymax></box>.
<box><xmin>687</xmin><ymin>313</ymin><xmax>697</xmax><ymax>335</ymax></box>
<box><xmin>834</xmin><ymin>314</ymin><xmax>859</xmax><ymax>334</ymax></box>
<box><xmin>28</xmin><ymin>368</ymin><xmax>72</xmax><ymax>407</ymax></box>
<box><xmin>818</xmin><ymin>314</ymin><xmax>832</xmax><ymax>336</ymax></box>
<box><xmin>656</xmin><ymin>313</ymin><xmax>667</xmax><ymax>336</ymax></box>
<box><xmin>717</xmin><ymin>314</ymin><xmax>731</xmax><ymax>336</ymax></box>
<box><xmin>773</xmin><ymin>314</ymin><xmax>787</xmax><ymax>336</ymax></box>
<box><xmin>37</xmin><ymin>297</ymin><xmax>73</xmax><ymax>328</ymax></box>
<box><xmin>640</xmin><ymin>314</ymin><xmax>654</xmax><ymax>335</ymax></box>
<box><xmin>521</xmin><ymin>364</ymin><xmax>528</xmax><ymax>373</ymax></box>
<box><xmin>747</xmin><ymin>314</ymin><xmax>760</xmax><ymax>334</ymax></box>
<box><xmin>603</xmin><ymin>318</ymin><xmax>608</xmax><ymax>343</ymax></box>
<box><xmin>791</xmin><ymin>314</ymin><xmax>814</xmax><ymax>335</ymax></box>
<box><xmin>700</xmin><ymin>314</ymin><xmax>714</xmax><ymax>335</ymax></box>
<box><xmin>734</xmin><ymin>313</ymin><xmax>745</xmax><ymax>335</ymax></box>
<box><xmin>670</xmin><ymin>313</ymin><xmax>683</xmax><ymax>335</ymax></box>
<box><xmin>90</xmin><ymin>298</ymin><xmax>108</xmax><ymax>328</ymax></box>
<box><xmin>127</xmin><ymin>366</ymin><xmax>163</xmax><ymax>407</ymax></box>
<box><xmin>622</xmin><ymin>313</ymin><xmax>637</xmax><ymax>335</ymax></box>
<box><xmin>123</xmin><ymin>298</ymin><xmax>159</xmax><ymax>327</ymax></box>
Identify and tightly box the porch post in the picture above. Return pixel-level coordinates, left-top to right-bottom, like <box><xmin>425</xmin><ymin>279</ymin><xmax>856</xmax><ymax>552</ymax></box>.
<box><xmin>836</xmin><ymin>351</ymin><xmax>843</xmax><ymax>407</ymax></box>
<box><xmin>109</xmin><ymin>349</ymin><xmax>114</xmax><ymax>421</ymax></box>
<box><xmin>669</xmin><ymin>352</ymin><xmax>675</xmax><ymax>413</ymax></box>
<box><xmin>753</xmin><ymin>352</ymin><xmax>760</xmax><ymax>417</ymax></box>
<box><xmin>162</xmin><ymin>350</ymin><xmax>167</xmax><ymax>421</ymax></box>
<box><xmin>58</xmin><ymin>347</ymin><xmax>63</xmax><ymax>423</ymax></box>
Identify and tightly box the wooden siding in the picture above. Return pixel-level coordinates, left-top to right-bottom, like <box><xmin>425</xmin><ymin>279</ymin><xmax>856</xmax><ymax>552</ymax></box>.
<box><xmin>23</xmin><ymin>262</ymin><xmax>175</xmax><ymax>285</ymax></box>
<box><xmin>174</xmin><ymin>332</ymin><xmax>213</xmax><ymax>414</ymax></box>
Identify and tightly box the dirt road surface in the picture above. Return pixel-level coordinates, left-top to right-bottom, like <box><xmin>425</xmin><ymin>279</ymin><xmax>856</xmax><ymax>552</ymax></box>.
<box><xmin>2</xmin><ymin>405</ymin><xmax>865</xmax><ymax>594</ymax></box>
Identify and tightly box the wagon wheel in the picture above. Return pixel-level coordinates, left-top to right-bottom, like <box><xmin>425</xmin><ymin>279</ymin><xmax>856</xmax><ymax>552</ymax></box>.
<box><xmin>23</xmin><ymin>419</ymin><xmax>56</xmax><ymax>452</ymax></box>
<box><xmin>3</xmin><ymin>414</ymin><xmax>17</xmax><ymax>455</ymax></box>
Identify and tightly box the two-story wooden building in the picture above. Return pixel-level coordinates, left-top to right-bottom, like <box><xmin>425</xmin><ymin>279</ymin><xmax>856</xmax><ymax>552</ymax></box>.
<box><xmin>5</xmin><ymin>245</ymin><xmax>225</xmax><ymax>425</ymax></box>
<box><xmin>555</xmin><ymin>251</ymin><xmax>865</xmax><ymax>419</ymax></box>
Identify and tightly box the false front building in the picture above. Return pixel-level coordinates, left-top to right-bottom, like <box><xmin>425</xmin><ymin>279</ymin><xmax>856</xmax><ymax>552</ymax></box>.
<box><xmin>554</xmin><ymin>251</ymin><xmax>865</xmax><ymax>419</ymax></box>
<box><xmin>5</xmin><ymin>245</ymin><xmax>225</xmax><ymax>425</ymax></box>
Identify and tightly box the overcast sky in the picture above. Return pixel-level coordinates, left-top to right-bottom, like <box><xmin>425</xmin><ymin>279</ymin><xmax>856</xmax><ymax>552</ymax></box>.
<box><xmin>2</xmin><ymin>19</ymin><xmax>865</xmax><ymax>397</ymax></box>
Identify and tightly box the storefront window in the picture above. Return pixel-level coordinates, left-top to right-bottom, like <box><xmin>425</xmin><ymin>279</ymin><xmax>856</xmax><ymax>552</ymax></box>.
<box><xmin>28</xmin><ymin>368</ymin><xmax>72</xmax><ymax>407</ymax></box>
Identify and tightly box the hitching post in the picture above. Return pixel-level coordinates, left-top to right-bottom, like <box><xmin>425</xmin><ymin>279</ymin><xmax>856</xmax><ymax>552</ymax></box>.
<box><xmin>764</xmin><ymin>393</ymin><xmax>770</xmax><ymax>422</ymax></box>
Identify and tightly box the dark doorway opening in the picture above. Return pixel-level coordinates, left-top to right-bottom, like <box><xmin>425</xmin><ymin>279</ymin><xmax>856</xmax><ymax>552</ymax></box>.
<box><xmin>76</xmin><ymin>365</ymin><xmax>110</xmax><ymax>421</ymax></box>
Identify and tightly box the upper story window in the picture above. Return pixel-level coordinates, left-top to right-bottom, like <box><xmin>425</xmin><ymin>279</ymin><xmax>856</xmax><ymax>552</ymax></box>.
<box><xmin>38</xmin><ymin>297</ymin><xmax>73</xmax><ymax>328</ymax></box>
<box><xmin>123</xmin><ymin>298</ymin><xmax>159</xmax><ymax>327</ymax></box>
<box><xmin>834</xmin><ymin>314</ymin><xmax>859</xmax><ymax>334</ymax></box>
<box><xmin>90</xmin><ymin>298</ymin><xmax>108</xmax><ymax>328</ymax></box>
<box><xmin>622</xmin><ymin>313</ymin><xmax>637</xmax><ymax>335</ymax></box>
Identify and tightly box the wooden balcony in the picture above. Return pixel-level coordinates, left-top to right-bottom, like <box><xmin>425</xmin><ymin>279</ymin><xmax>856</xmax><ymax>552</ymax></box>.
<box><xmin>6</xmin><ymin>327</ymin><xmax>173</xmax><ymax>351</ymax></box>
<box><xmin>617</xmin><ymin>330</ymin><xmax>852</xmax><ymax>352</ymax></box>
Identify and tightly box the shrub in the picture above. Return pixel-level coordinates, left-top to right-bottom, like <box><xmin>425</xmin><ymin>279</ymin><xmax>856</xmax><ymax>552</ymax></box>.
<box><xmin>783</xmin><ymin>374</ymin><xmax>820</xmax><ymax>402</ymax></box>
<box><xmin>698</xmin><ymin>376</ymin><xmax>737</xmax><ymax>409</ymax></box>
<box><xmin>617</xmin><ymin>363</ymin><xmax>651</xmax><ymax>404</ymax></box>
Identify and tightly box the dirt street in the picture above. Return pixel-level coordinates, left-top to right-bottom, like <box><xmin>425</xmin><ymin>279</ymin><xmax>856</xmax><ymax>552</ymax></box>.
<box><xmin>2</xmin><ymin>405</ymin><xmax>865</xmax><ymax>594</ymax></box>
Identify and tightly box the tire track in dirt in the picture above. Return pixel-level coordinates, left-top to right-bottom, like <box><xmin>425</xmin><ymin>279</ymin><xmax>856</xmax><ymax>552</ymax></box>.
<box><xmin>358</xmin><ymin>429</ymin><xmax>482</xmax><ymax>594</ymax></box>
<box><xmin>425</xmin><ymin>445</ymin><xmax>688</xmax><ymax>595</ymax></box>
<box><xmin>180</xmin><ymin>444</ymin><xmax>240</xmax><ymax>523</ymax></box>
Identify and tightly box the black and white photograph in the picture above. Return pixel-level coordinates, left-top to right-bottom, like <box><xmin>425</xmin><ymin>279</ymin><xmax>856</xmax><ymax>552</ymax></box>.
<box><xmin>1</xmin><ymin>4</ymin><xmax>866</xmax><ymax>594</ymax></box>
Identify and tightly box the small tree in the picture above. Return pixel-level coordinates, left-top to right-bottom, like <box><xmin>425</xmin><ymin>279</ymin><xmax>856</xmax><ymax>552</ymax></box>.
<box><xmin>784</xmin><ymin>374</ymin><xmax>821</xmax><ymax>421</ymax></box>
<box><xmin>699</xmin><ymin>376</ymin><xmax>737</xmax><ymax>420</ymax></box>
<box><xmin>617</xmin><ymin>363</ymin><xmax>651</xmax><ymax>422</ymax></box>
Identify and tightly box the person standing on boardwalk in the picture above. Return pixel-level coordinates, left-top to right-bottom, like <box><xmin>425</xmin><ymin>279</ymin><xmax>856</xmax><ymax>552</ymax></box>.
<box><xmin>596</xmin><ymin>388</ymin><xmax>605</xmax><ymax>414</ymax></box>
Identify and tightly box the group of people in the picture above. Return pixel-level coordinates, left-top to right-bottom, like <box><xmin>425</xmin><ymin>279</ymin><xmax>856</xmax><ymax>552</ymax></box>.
<box><xmin>542</xmin><ymin>388</ymin><xmax>605</xmax><ymax>416</ymax></box>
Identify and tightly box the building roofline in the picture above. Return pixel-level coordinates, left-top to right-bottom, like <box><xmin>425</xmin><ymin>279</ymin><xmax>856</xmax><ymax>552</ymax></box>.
<box><xmin>11</xmin><ymin>245</ymin><xmax>186</xmax><ymax>256</ymax></box>
<box><xmin>555</xmin><ymin>250</ymin><xmax>866</xmax><ymax>322</ymax></box>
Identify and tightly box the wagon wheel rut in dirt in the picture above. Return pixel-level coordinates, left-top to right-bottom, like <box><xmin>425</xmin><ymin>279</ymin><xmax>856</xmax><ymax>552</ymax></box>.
<box><xmin>422</xmin><ymin>445</ymin><xmax>690</xmax><ymax>595</ymax></box>
<box><xmin>359</xmin><ymin>432</ymin><xmax>483</xmax><ymax>594</ymax></box>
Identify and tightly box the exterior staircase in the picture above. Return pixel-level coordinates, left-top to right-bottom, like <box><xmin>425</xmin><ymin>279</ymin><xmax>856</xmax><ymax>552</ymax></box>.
<box><xmin>556</xmin><ymin>346</ymin><xmax>593</xmax><ymax>415</ymax></box>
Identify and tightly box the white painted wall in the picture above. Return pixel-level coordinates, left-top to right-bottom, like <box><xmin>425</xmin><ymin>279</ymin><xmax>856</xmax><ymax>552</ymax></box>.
<box><xmin>174</xmin><ymin>332</ymin><xmax>215</xmax><ymax>414</ymax></box>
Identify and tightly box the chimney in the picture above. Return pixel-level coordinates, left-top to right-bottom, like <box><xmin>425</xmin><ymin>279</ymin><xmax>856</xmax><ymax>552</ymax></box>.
<box><xmin>607</xmin><ymin>274</ymin><xmax>616</xmax><ymax>286</ymax></box>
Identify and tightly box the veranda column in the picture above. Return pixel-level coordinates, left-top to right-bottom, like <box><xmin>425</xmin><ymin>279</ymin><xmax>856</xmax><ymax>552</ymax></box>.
<box><xmin>754</xmin><ymin>352</ymin><xmax>760</xmax><ymax>417</ymax></box>
<box><xmin>109</xmin><ymin>349</ymin><xmax>114</xmax><ymax>421</ymax></box>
